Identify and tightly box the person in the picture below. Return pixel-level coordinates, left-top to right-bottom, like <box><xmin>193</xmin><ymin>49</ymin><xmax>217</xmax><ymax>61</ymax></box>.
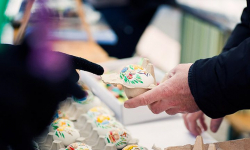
<box><xmin>0</xmin><ymin>36</ymin><xmax>104</xmax><ymax>150</ymax></box>
<box><xmin>90</xmin><ymin>0</ymin><xmax>177</xmax><ymax>58</ymax></box>
<box><xmin>124</xmin><ymin>0</ymin><xmax>250</xmax><ymax>136</ymax></box>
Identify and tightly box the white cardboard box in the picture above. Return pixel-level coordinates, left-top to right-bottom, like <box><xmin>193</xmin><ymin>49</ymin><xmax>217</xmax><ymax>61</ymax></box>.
<box><xmin>79</xmin><ymin>57</ymin><xmax>175</xmax><ymax>125</ymax></box>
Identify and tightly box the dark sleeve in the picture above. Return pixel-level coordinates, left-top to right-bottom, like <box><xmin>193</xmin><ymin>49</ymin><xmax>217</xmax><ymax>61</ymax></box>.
<box><xmin>188</xmin><ymin>37</ymin><xmax>250</xmax><ymax>119</ymax></box>
<box><xmin>222</xmin><ymin>7</ymin><xmax>250</xmax><ymax>52</ymax></box>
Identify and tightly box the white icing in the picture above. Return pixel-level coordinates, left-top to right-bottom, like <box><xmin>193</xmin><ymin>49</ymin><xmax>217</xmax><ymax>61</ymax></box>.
<box><xmin>66</xmin><ymin>142</ymin><xmax>92</xmax><ymax>150</ymax></box>
<box><xmin>123</xmin><ymin>145</ymin><xmax>147</xmax><ymax>150</ymax></box>
<box><xmin>120</xmin><ymin>65</ymin><xmax>154</xmax><ymax>88</ymax></box>
<box><xmin>49</xmin><ymin>119</ymin><xmax>74</xmax><ymax>132</ymax></box>
<box><xmin>104</xmin><ymin>128</ymin><xmax>131</xmax><ymax>149</ymax></box>
<box><xmin>92</xmin><ymin>114</ymin><xmax>123</xmax><ymax>130</ymax></box>
<box><xmin>53</xmin><ymin>127</ymin><xmax>80</xmax><ymax>146</ymax></box>
<box><xmin>87</xmin><ymin>106</ymin><xmax>111</xmax><ymax>119</ymax></box>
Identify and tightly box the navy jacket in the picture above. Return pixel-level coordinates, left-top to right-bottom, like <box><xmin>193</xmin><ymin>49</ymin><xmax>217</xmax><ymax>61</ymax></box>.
<box><xmin>188</xmin><ymin>0</ymin><xmax>250</xmax><ymax>118</ymax></box>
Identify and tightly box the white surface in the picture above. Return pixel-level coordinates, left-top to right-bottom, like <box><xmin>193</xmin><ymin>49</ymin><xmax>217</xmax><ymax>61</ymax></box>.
<box><xmin>126</xmin><ymin>116</ymin><xmax>217</xmax><ymax>149</ymax></box>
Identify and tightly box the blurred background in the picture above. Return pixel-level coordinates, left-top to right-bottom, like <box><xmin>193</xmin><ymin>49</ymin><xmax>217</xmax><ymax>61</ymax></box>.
<box><xmin>2</xmin><ymin>0</ymin><xmax>250</xmax><ymax>146</ymax></box>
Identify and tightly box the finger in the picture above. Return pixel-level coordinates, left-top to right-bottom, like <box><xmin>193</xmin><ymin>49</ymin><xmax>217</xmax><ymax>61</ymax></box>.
<box><xmin>67</xmin><ymin>53</ymin><xmax>104</xmax><ymax>75</ymax></box>
<box><xmin>124</xmin><ymin>85</ymin><xmax>164</xmax><ymax>108</ymax></box>
<box><xmin>199</xmin><ymin>114</ymin><xmax>208</xmax><ymax>131</ymax></box>
<box><xmin>210</xmin><ymin>118</ymin><xmax>223</xmax><ymax>133</ymax></box>
<box><xmin>182</xmin><ymin>114</ymin><xmax>190</xmax><ymax>131</ymax></box>
<box><xmin>70</xmin><ymin>69</ymin><xmax>80</xmax><ymax>83</ymax></box>
<box><xmin>67</xmin><ymin>83</ymin><xmax>86</xmax><ymax>99</ymax></box>
<box><xmin>188</xmin><ymin>118</ymin><xmax>201</xmax><ymax>136</ymax></box>
<box><xmin>148</xmin><ymin>100</ymin><xmax>167</xmax><ymax>114</ymax></box>
<box><xmin>165</xmin><ymin>108</ymin><xmax>178</xmax><ymax>115</ymax></box>
<box><xmin>186</xmin><ymin>112</ymin><xmax>204</xmax><ymax>136</ymax></box>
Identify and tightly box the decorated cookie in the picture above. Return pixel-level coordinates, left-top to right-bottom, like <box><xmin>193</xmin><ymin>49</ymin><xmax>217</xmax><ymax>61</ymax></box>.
<box><xmin>105</xmin><ymin>129</ymin><xmax>131</xmax><ymax>149</ymax></box>
<box><xmin>120</xmin><ymin>65</ymin><xmax>154</xmax><ymax>88</ymax></box>
<box><xmin>66</xmin><ymin>142</ymin><xmax>92</xmax><ymax>150</ymax></box>
<box><xmin>122</xmin><ymin>145</ymin><xmax>147</xmax><ymax>150</ymax></box>
<box><xmin>50</xmin><ymin>119</ymin><xmax>74</xmax><ymax>131</ymax></box>
<box><xmin>73</xmin><ymin>90</ymin><xmax>94</xmax><ymax>105</ymax></box>
<box><xmin>87</xmin><ymin>106</ymin><xmax>111</xmax><ymax>119</ymax></box>
<box><xmin>53</xmin><ymin>126</ymin><xmax>80</xmax><ymax>146</ymax></box>
<box><xmin>101</xmin><ymin>58</ymin><xmax>156</xmax><ymax>98</ymax></box>
<box><xmin>93</xmin><ymin>114</ymin><xmax>123</xmax><ymax>129</ymax></box>
<box><xmin>53</xmin><ymin>110</ymin><xmax>68</xmax><ymax>120</ymax></box>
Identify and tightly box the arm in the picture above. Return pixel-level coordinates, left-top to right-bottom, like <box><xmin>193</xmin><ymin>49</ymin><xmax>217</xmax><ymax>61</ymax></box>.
<box><xmin>189</xmin><ymin>36</ymin><xmax>250</xmax><ymax>119</ymax></box>
<box><xmin>222</xmin><ymin>7</ymin><xmax>250</xmax><ymax>52</ymax></box>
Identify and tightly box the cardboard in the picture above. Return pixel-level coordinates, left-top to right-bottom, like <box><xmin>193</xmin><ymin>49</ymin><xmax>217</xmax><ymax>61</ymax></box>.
<box><xmin>207</xmin><ymin>144</ymin><xmax>216</xmax><ymax>150</ymax></box>
<box><xmin>101</xmin><ymin>58</ymin><xmax>157</xmax><ymax>98</ymax></box>
<box><xmin>193</xmin><ymin>136</ymin><xmax>205</xmax><ymax>150</ymax></box>
<box><xmin>165</xmin><ymin>136</ymin><xmax>250</xmax><ymax>150</ymax></box>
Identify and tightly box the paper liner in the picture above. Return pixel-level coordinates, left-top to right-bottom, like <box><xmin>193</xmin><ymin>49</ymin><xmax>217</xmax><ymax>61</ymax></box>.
<box><xmin>123</xmin><ymin>86</ymin><xmax>150</xmax><ymax>99</ymax></box>
<box><xmin>101</xmin><ymin>58</ymin><xmax>157</xmax><ymax>98</ymax></box>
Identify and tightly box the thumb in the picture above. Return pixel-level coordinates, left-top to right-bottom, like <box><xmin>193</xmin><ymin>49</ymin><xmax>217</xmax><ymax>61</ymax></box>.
<box><xmin>210</xmin><ymin>118</ymin><xmax>223</xmax><ymax>133</ymax></box>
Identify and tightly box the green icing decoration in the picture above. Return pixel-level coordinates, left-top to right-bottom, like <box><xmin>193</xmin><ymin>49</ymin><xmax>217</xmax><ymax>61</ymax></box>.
<box><xmin>129</xmin><ymin>65</ymin><xmax>134</xmax><ymax>70</ymax></box>
<box><xmin>107</xmin><ymin>138</ymin><xmax>110</xmax><ymax>143</ymax></box>
<box><xmin>55</xmin><ymin>131</ymin><xmax>59</xmax><ymax>138</ymax></box>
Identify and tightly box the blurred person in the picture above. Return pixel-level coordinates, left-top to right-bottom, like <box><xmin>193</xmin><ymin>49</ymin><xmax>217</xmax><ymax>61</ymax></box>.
<box><xmin>0</xmin><ymin>1</ymin><xmax>104</xmax><ymax>149</ymax></box>
<box><xmin>87</xmin><ymin>0</ymin><xmax>177</xmax><ymax>58</ymax></box>
<box><xmin>0</xmin><ymin>35</ymin><xmax>104</xmax><ymax>150</ymax></box>
<box><xmin>124</xmin><ymin>0</ymin><xmax>250</xmax><ymax>136</ymax></box>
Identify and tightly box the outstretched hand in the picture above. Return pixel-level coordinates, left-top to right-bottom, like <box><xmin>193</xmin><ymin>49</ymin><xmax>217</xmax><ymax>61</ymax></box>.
<box><xmin>0</xmin><ymin>39</ymin><xmax>104</xmax><ymax>149</ymax></box>
<box><xmin>124</xmin><ymin>64</ymin><xmax>199</xmax><ymax>115</ymax></box>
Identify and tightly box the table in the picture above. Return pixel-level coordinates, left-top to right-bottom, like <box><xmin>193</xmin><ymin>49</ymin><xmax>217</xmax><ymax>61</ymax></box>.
<box><xmin>51</xmin><ymin>40</ymin><xmax>111</xmax><ymax>63</ymax></box>
<box><xmin>126</xmin><ymin>115</ymin><xmax>217</xmax><ymax>149</ymax></box>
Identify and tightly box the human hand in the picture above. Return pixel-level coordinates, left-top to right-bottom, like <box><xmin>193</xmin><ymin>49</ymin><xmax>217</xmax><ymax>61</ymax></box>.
<box><xmin>183</xmin><ymin>111</ymin><xmax>223</xmax><ymax>136</ymax></box>
<box><xmin>124</xmin><ymin>64</ymin><xmax>199</xmax><ymax>115</ymax></box>
<box><xmin>0</xmin><ymin>38</ymin><xmax>103</xmax><ymax>149</ymax></box>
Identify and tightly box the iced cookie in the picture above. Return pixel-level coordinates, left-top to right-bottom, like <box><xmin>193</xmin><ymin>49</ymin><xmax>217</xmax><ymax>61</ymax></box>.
<box><xmin>101</xmin><ymin>58</ymin><xmax>157</xmax><ymax>98</ymax></box>
<box><xmin>120</xmin><ymin>65</ymin><xmax>154</xmax><ymax>88</ymax></box>
<box><xmin>93</xmin><ymin>114</ymin><xmax>123</xmax><ymax>129</ymax></box>
<box><xmin>105</xmin><ymin>128</ymin><xmax>131</xmax><ymax>149</ymax></box>
<box><xmin>87</xmin><ymin>106</ymin><xmax>111</xmax><ymax>119</ymax></box>
<box><xmin>66</xmin><ymin>142</ymin><xmax>92</xmax><ymax>150</ymax></box>
<box><xmin>53</xmin><ymin>110</ymin><xmax>68</xmax><ymax>120</ymax></box>
<box><xmin>50</xmin><ymin>118</ymin><xmax>74</xmax><ymax>132</ymax></box>
<box><xmin>53</xmin><ymin>126</ymin><xmax>80</xmax><ymax>146</ymax></box>
<box><xmin>73</xmin><ymin>90</ymin><xmax>95</xmax><ymax>105</ymax></box>
<box><xmin>123</xmin><ymin>145</ymin><xmax>147</xmax><ymax>150</ymax></box>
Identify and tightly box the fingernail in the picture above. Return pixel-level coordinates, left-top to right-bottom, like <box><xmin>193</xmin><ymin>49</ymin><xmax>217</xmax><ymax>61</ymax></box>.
<box><xmin>211</xmin><ymin>127</ymin><xmax>216</xmax><ymax>132</ymax></box>
<box><xmin>124</xmin><ymin>103</ymin><xmax>129</xmax><ymax>108</ymax></box>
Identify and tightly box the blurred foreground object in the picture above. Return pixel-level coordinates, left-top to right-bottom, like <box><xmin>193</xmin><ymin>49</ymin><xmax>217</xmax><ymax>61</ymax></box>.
<box><xmin>226</xmin><ymin>111</ymin><xmax>250</xmax><ymax>140</ymax></box>
<box><xmin>0</xmin><ymin>0</ymin><xmax>104</xmax><ymax>149</ymax></box>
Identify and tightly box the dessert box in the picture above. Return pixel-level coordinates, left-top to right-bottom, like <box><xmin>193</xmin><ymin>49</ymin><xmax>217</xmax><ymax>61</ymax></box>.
<box><xmin>79</xmin><ymin>57</ymin><xmax>175</xmax><ymax>125</ymax></box>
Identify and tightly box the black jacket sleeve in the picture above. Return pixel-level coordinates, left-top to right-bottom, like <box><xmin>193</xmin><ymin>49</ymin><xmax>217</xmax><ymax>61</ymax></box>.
<box><xmin>188</xmin><ymin>5</ymin><xmax>250</xmax><ymax>119</ymax></box>
<box><xmin>222</xmin><ymin>7</ymin><xmax>250</xmax><ymax>52</ymax></box>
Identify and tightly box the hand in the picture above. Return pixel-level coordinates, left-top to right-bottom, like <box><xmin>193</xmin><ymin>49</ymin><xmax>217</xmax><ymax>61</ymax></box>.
<box><xmin>183</xmin><ymin>111</ymin><xmax>223</xmax><ymax>136</ymax></box>
<box><xmin>124</xmin><ymin>64</ymin><xmax>199</xmax><ymax>115</ymax></box>
<box><xmin>0</xmin><ymin>39</ymin><xmax>103</xmax><ymax>149</ymax></box>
